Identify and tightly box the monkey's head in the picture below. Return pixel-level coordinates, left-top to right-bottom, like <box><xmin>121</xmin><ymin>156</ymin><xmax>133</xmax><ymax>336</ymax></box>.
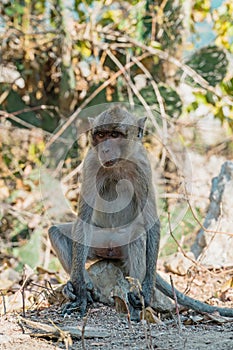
<box><xmin>88</xmin><ymin>106</ymin><xmax>146</xmax><ymax>168</ymax></box>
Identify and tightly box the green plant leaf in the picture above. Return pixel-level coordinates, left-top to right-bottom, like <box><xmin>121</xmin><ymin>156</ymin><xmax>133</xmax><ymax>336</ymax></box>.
<box><xmin>186</xmin><ymin>45</ymin><xmax>228</xmax><ymax>87</ymax></box>
<box><xmin>132</xmin><ymin>83</ymin><xmax>182</xmax><ymax>118</ymax></box>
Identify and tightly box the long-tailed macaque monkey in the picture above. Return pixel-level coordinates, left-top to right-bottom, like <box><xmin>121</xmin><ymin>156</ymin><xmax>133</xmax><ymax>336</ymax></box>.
<box><xmin>49</xmin><ymin>106</ymin><xmax>233</xmax><ymax>320</ymax></box>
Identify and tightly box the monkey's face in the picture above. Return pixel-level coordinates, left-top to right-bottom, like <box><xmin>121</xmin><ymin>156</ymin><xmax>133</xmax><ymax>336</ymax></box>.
<box><xmin>91</xmin><ymin>125</ymin><xmax>133</xmax><ymax>167</ymax></box>
<box><xmin>88</xmin><ymin>106</ymin><xmax>147</xmax><ymax>168</ymax></box>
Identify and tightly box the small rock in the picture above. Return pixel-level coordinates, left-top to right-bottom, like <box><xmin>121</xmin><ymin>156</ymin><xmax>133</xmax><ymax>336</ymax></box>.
<box><xmin>88</xmin><ymin>260</ymin><xmax>129</xmax><ymax>305</ymax></box>
<box><xmin>88</xmin><ymin>260</ymin><xmax>174</xmax><ymax>312</ymax></box>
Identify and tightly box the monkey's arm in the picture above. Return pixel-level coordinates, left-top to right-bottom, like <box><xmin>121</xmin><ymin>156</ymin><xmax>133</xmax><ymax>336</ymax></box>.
<box><xmin>142</xmin><ymin>218</ymin><xmax>160</xmax><ymax>306</ymax></box>
<box><xmin>62</xmin><ymin>198</ymin><xmax>93</xmax><ymax>316</ymax></box>
<box><xmin>139</xmin><ymin>175</ymin><xmax>161</xmax><ymax>303</ymax></box>
<box><xmin>156</xmin><ymin>273</ymin><xmax>233</xmax><ymax>317</ymax></box>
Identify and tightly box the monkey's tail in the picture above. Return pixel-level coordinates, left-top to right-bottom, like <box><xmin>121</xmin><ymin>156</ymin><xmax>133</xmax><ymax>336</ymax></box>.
<box><xmin>156</xmin><ymin>273</ymin><xmax>233</xmax><ymax>317</ymax></box>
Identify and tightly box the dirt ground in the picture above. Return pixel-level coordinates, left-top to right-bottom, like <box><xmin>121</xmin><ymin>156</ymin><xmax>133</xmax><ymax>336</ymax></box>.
<box><xmin>1</xmin><ymin>267</ymin><xmax>233</xmax><ymax>350</ymax></box>
<box><xmin>1</xmin><ymin>305</ymin><xmax>233</xmax><ymax>350</ymax></box>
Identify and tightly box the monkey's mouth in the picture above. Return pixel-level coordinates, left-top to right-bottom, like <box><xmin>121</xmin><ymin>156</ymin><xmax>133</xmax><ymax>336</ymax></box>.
<box><xmin>103</xmin><ymin>159</ymin><xmax>119</xmax><ymax>167</ymax></box>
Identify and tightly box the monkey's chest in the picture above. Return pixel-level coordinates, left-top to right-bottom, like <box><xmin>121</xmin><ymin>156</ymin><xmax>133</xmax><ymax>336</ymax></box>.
<box><xmin>92</xmin><ymin>179</ymin><xmax>139</xmax><ymax>228</ymax></box>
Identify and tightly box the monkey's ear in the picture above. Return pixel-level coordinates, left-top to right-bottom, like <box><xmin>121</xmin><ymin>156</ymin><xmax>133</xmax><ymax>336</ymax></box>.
<box><xmin>88</xmin><ymin>117</ymin><xmax>95</xmax><ymax>128</ymax></box>
<box><xmin>137</xmin><ymin>117</ymin><xmax>147</xmax><ymax>138</ymax></box>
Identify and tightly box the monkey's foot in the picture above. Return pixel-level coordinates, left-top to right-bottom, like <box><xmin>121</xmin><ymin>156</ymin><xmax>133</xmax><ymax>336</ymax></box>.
<box><xmin>62</xmin><ymin>281</ymin><xmax>87</xmax><ymax>317</ymax></box>
<box><xmin>63</xmin><ymin>281</ymin><xmax>99</xmax><ymax>302</ymax></box>
<box><xmin>62</xmin><ymin>300</ymin><xmax>86</xmax><ymax>316</ymax></box>
<box><xmin>62</xmin><ymin>281</ymin><xmax>100</xmax><ymax>316</ymax></box>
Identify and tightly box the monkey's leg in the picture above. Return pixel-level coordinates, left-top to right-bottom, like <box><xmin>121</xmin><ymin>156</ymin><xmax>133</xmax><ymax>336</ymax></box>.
<box><xmin>48</xmin><ymin>224</ymin><xmax>99</xmax><ymax>310</ymax></box>
<box><xmin>48</xmin><ymin>224</ymin><xmax>73</xmax><ymax>274</ymax></box>
<box><xmin>141</xmin><ymin>221</ymin><xmax>160</xmax><ymax>307</ymax></box>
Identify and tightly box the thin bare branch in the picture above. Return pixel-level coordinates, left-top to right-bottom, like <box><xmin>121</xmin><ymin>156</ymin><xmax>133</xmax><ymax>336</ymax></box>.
<box><xmin>106</xmin><ymin>49</ymin><xmax>162</xmax><ymax>138</ymax></box>
<box><xmin>46</xmin><ymin>52</ymin><xmax>152</xmax><ymax>148</ymax></box>
<box><xmin>130</xmin><ymin>55</ymin><xmax>168</xmax><ymax>166</ymax></box>
<box><xmin>167</xmin><ymin>211</ymin><xmax>224</xmax><ymax>277</ymax></box>
<box><xmin>170</xmin><ymin>275</ymin><xmax>182</xmax><ymax>333</ymax></box>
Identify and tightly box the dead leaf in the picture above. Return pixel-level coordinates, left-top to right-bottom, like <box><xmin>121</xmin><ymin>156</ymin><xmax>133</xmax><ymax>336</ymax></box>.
<box><xmin>188</xmin><ymin>314</ymin><xmax>204</xmax><ymax>324</ymax></box>
<box><xmin>219</xmin><ymin>277</ymin><xmax>233</xmax><ymax>302</ymax></box>
<box><xmin>140</xmin><ymin>307</ymin><xmax>163</xmax><ymax>324</ymax></box>
<box><xmin>36</xmin><ymin>267</ymin><xmax>54</xmax><ymax>275</ymax></box>
<box><xmin>0</xmin><ymin>268</ymin><xmax>20</xmax><ymax>289</ymax></box>
<box><xmin>203</xmin><ymin>311</ymin><xmax>233</xmax><ymax>324</ymax></box>
<box><xmin>219</xmin><ymin>288</ymin><xmax>233</xmax><ymax>302</ymax></box>
<box><xmin>221</xmin><ymin>277</ymin><xmax>233</xmax><ymax>292</ymax></box>
<box><xmin>1</xmin><ymin>290</ymin><xmax>32</xmax><ymax>314</ymax></box>
<box><xmin>0</xmin><ymin>180</ymin><xmax>10</xmax><ymax>200</ymax></box>
<box><xmin>47</xmin><ymin>284</ymin><xmax>64</xmax><ymax>304</ymax></box>
<box><xmin>113</xmin><ymin>295</ymin><xmax>128</xmax><ymax>314</ymax></box>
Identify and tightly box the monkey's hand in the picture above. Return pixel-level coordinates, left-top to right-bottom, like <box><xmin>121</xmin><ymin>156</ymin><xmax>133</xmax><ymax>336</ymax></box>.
<box><xmin>62</xmin><ymin>280</ymin><xmax>100</xmax><ymax>316</ymax></box>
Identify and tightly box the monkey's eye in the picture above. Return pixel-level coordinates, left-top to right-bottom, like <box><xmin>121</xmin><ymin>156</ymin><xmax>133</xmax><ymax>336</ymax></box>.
<box><xmin>110</xmin><ymin>131</ymin><xmax>120</xmax><ymax>138</ymax></box>
<box><xmin>95</xmin><ymin>131</ymin><xmax>105</xmax><ymax>139</ymax></box>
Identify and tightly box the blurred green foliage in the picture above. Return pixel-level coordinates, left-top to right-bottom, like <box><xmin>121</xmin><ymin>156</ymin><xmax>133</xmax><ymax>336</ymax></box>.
<box><xmin>13</xmin><ymin>229</ymin><xmax>42</xmax><ymax>269</ymax></box>
<box><xmin>0</xmin><ymin>0</ymin><xmax>232</xmax><ymax>128</ymax></box>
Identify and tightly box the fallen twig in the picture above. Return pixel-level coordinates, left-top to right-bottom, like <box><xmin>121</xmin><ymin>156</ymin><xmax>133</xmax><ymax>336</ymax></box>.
<box><xmin>19</xmin><ymin>316</ymin><xmax>111</xmax><ymax>339</ymax></box>
<box><xmin>0</xmin><ymin>292</ymin><xmax>7</xmax><ymax>315</ymax></box>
